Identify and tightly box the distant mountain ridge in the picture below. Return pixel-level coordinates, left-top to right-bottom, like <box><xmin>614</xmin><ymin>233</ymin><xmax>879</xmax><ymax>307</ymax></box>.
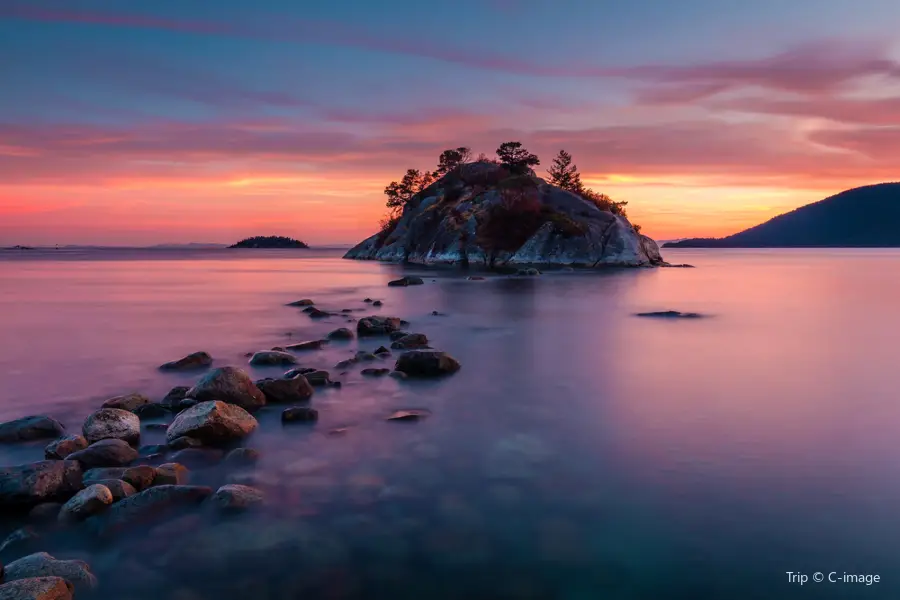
<box><xmin>665</xmin><ymin>183</ymin><xmax>900</xmax><ymax>248</ymax></box>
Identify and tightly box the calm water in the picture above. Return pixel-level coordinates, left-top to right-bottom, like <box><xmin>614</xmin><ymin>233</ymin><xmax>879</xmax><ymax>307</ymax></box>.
<box><xmin>1</xmin><ymin>247</ymin><xmax>899</xmax><ymax>599</ymax></box>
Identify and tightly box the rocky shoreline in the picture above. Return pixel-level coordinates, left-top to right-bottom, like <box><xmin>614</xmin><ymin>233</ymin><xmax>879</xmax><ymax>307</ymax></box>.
<box><xmin>0</xmin><ymin>293</ymin><xmax>460</xmax><ymax>599</ymax></box>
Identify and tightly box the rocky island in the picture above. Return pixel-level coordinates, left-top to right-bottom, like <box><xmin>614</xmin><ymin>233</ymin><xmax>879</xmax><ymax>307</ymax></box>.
<box><xmin>344</xmin><ymin>144</ymin><xmax>664</xmax><ymax>268</ymax></box>
<box><xmin>228</xmin><ymin>236</ymin><xmax>308</xmax><ymax>249</ymax></box>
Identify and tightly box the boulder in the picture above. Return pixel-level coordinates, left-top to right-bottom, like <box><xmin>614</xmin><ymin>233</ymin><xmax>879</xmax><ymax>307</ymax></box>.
<box><xmin>285</xmin><ymin>339</ymin><xmax>326</xmax><ymax>351</ymax></box>
<box><xmin>0</xmin><ymin>528</ymin><xmax>40</xmax><ymax>561</ymax></box>
<box><xmin>389</xmin><ymin>330</ymin><xmax>411</xmax><ymax>341</ymax></box>
<box><xmin>153</xmin><ymin>463</ymin><xmax>189</xmax><ymax>486</ymax></box>
<box><xmin>3</xmin><ymin>553</ymin><xmax>96</xmax><ymax>589</ymax></box>
<box><xmin>165</xmin><ymin>401</ymin><xmax>258</xmax><ymax>446</ymax></box>
<box><xmin>390</xmin><ymin>333</ymin><xmax>429</xmax><ymax>350</ymax></box>
<box><xmin>0</xmin><ymin>417</ymin><xmax>65</xmax><ymax>444</ymax></box>
<box><xmin>326</xmin><ymin>327</ymin><xmax>354</xmax><ymax>341</ymax></box>
<box><xmin>0</xmin><ymin>577</ymin><xmax>74</xmax><ymax>600</ymax></box>
<box><xmin>302</xmin><ymin>370</ymin><xmax>331</xmax><ymax>387</ymax></box>
<box><xmin>82</xmin><ymin>408</ymin><xmax>140</xmax><ymax>445</ymax></box>
<box><xmin>57</xmin><ymin>484</ymin><xmax>113</xmax><ymax>523</ymax></box>
<box><xmin>186</xmin><ymin>367</ymin><xmax>266</xmax><ymax>412</ymax></box>
<box><xmin>394</xmin><ymin>350</ymin><xmax>461</xmax><ymax>377</ymax></box>
<box><xmin>307</xmin><ymin>308</ymin><xmax>331</xmax><ymax>319</ymax></box>
<box><xmin>88</xmin><ymin>479</ymin><xmax>135</xmax><ymax>503</ymax></box>
<box><xmin>222</xmin><ymin>448</ymin><xmax>260</xmax><ymax>468</ymax></box>
<box><xmin>100</xmin><ymin>393</ymin><xmax>149</xmax><ymax>412</ymax></box>
<box><xmin>158</xmin><ymin>351</ymin><xmax>213</xmax><ymax>371</ymax></box>
<box><xmin>372</xmin><ymin>300</ymin><xmax>383</xmax><ymax>307</ymax></box>
<box><xmin>387</xmin><ymin>276</ymin><xmax>424</xmax><ymax>287</ymax></box>
<box><xmin>361</xmin><ymin>368</ymin><xmax>390</xmax><ymax>377</ymax></box>
<box><xmin>0</xmin><ymin>462</ymin><xmax>83</xmax><ymax>509</ymax></box>
<box><xmin>373</xmin><ymin>345</ymin><xmax>391</xmax><ymax>355</ymax></box>
<box><xmin>286</xmin><ymin>299</ymin><xmax>314</xmax><ymax>306</ymax></box>
<box><xmin>66</xmin><ymin>439</ymin><xmax>138</xmax><ymax>469</ymax></box>
<box><xmin>211</xmin><ymin>484</ymin><xmax>264</xmax><ymax>512</ymax></box>
<box><xmin>43</xmin><ymin>436</ymin><xmax>87</xmax><ymax>460</ymax></box>
<box><xmin>334</xmin><ymin>358</ymin><xmax>357</xmax><ymax>370</ymax></box>
<box><xmin>256</xmin><ymin>375</ymin><xmax>313</xmax><ymax>403</ymax></box>
<box><xmin>281</xmin><ymin>407</ymin><xmax>318</xmax><ymax>423</ymax></box>
<box><xmin>160</xmin><ymin>386</ymin><xmax>190</xmax><ymax>409</ymax></box>
<box><xmin>167</xmin><ymin>436</ymin><xmax>203</xmax><ymax>451</ymax></box>
<box><xmin>357</xmin><ymin>316</ymin><xmax>403</xmax><ymax>336</ymax></box>
<box><xmin>248</xmin><ymin>351</ymin><xmax>297</xmax><ymax>367</ymax></box>
<box><xmin>134</xmin><ymin>403</ymin><xmax>167</xmax><ymax>420</ymax></box>
<box><xmin>177</xmin><ymin>399</ymin><xmax>198</xmax><ymax>412</ymax></box>
<box><xmin>83</xmin><ymin>466</ymin><xmax>157</xmax><ymax>491</ymax></box>
<box><xmin>86</xmin><ymin>485</ymin><xmax>212</xmax><ymax>537</ymax></box>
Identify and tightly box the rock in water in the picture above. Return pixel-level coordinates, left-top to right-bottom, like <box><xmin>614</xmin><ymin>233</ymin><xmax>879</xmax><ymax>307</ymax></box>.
<box><xmin>100</xmin><ymin>393</ymin><xmax>149</xmax><ymax>412</ymax></box>
<box><xmin>0</xmin><ymin>528</ymin><xmax>40</xmax><ymax>561</ymax></box>
<box><xmin>211</xmin><ymin>484</ymin><xmax>264</xmax><ymax>511</ymax></box>
<box><xmin>386</xmin><ymin>410</ymin><xmax>430</xmax><ymax>422</ymax></box>
<box><xmin>357</xmin><ymin>316</ymin><xmax>403</xmax><ymax>337</ymax></box>
<box><xmin>0</xmin><ymin>577</ymin><xmax>74</xmax><ymax>600</ymax></box>
<box><xmin>166</xmin><ymin>401</ymin><xmax>258</xmax><ymax>446</ymax></box>
<box><xmin>307</xmin><ymin>308</ymin><xmax>331</xmax><ymax>319</ymax></box>
<box><xmin>285</xmin><ymin>339</ymin><xmax>326</xmax><ymax>351</ymax></box>
<box><xmin>387</xmin><ymin>276</ymin><xmax>424</xmax><ymax>287</ymax></box>
<box><xmin>43</xmin><ymin>436</ymin><xmax>88</xmax><ymax>460</ymax></box>
<box><xmin>3</xmin><ymin>553</ymin><xmax>97</xmax><ymax>589</ymax></box>
<box><xmin>83</xmin><ymin>466</ymin><xmax>156</xmax><ymax>491</ymax></box>
<box><xmin>256</xmin><ymin>375</ymin><xmax>314</xmax><ymax>403</ymax></box>
<box><xmin>343</xmin><ymin>161</ymin><xmax>663</xmax><ymax>268</ymax></box>
<box><xmin>0</xmin><ymin>461</ymin><xmax>83</xmax><ymax>509</ymax></box>
<box><xmin>222</xmin><ymin>448</ymin><xmax>260</xmax><ymax>467</ymax></box>
<box><xmin>0</xmin><ymin>417</ymin><xmax>66</xmax><ymax>444</ymax></box>
<box><xmin>58</xmin><ymin>485</ymin><xmax>113</xmax><ymax>523</ymax></box>
<box><xmin>635</xmin><ymin>310</ymin><xmax>704</xmax><ymax>319</ymax></box>
<box><xmin>248</xmin><ymin>351</ymin><xmax>298</xmax><ymax>367</ymax></box>
<box><xmin>153</xmin><ymin>463</ymin><xmax>189</xmax><ymax>485</ymax></box>
<box><xmin>88</xmin><ymin>479</ymin><xmax>135</xmax><ymax>502</ymax></box>
<box><xmin>186</xmin><ymin>367</ymin><xmax>266</xmax><ymax>412</ymax></box>
<box><xmin>160</xmin><ymin>386</ymin><xmax>190</xmax><ymax>409</ymax></box>
<box><xmin>395</xmin><ymin>350</ymin><xmax>461</xmax><ymax>377</ymax></box>
<box><xmin>66</xmin><ymin>439</ymin><xmax>138</xmax><ymax>469</ymax></box>
<box><xmin>82</xmin><ymin>408</ymin><xmax>140</xmax><ymax>445</ymax></box>
<box><xmin>326</xmin><ymin>327</ymin><xmax>354</xmax><ymax>340</ymax></box>
<box><xmin>390</xmin><ymin>333</ymin><xmax>429</xmax><ymax>350</ymax></box>
<box><xmin>134</xmin><ymin>403</ymin><xmax>167</xmax><ymax>420</ymax></box>
<box><xmin>158</xmin><ymin>351</ymin><xmax>213</xmax><ymax>371</ymax></box>
<box><xmin>361</xmin><ymin>368</ymin><xmax>390</xmax><ymax>377</ymax></box>
<box><xmin>281</xmin><ymin>407</ymin><xmax>318</xmax><ymax>423</ymax></box>
<box><xmin>86</xmin><ymin>485</ymin><xmax>212</xmax><ymax>537</ymax></box>
<box><xmin>287</xmin><ymin>299</ymin><xmax>314</xmax><ymax>306</ymax></box>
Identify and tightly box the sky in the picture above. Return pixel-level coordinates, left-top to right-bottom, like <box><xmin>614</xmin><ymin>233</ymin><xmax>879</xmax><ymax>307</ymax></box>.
<box><xmin>1</xmin><ymin>0</ymin><xmax>899</xmax><ymax>246</ymax></box>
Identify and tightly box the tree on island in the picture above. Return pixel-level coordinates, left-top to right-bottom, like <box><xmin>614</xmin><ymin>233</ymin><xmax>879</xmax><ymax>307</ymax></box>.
<box><xmin>547</xmin><ymin>150</ymin><xmax>583</xmax><ymax>193</ymax></box>
<box><xmin>496</xmin><ymin>141</ymin><xmax>540</xmax><ymax>175</ymax></box>
<box><xmin>384</xmin><ymin>169</ymin><xmax>435</xmax><ymax>214</ymax></box>
<box><xmin>229</xmin><ymin>236</ymin><xmax>309</xmax><ymax>249</ymax></box>
<box><xmin>434</xmin><ymin>147</ymin><xmax>472</xmax><ymax>177</ymax></box>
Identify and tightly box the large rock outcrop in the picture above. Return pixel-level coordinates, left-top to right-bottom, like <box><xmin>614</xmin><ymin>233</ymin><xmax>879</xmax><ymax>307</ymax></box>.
<box><xmin>344</xmin><ymin>162</ymin><xmax>663</xmax><ymax>268</ymax></box>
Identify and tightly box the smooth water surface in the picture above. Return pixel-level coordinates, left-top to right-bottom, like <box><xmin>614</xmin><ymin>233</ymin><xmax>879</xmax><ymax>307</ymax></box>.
<box><xmin>1</xmin><ymin>247</ymin><xmax>899</xmax><ymax>599</ymax></box>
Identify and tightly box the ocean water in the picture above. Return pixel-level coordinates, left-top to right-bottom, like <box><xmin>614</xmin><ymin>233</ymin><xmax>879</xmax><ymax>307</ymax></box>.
<box><xmin>1</xmin><ymin>247</ymin><xmax>899</xmax><ymax>599</ymax></box>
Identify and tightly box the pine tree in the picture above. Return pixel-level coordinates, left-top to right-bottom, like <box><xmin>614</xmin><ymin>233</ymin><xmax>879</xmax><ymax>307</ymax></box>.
<box><xmin>496</xmin><ymin>141</ymin><xmax>540</xmax><ymax>175</ymax></box>
<box><xmin>547</xmin><ymin>150</ymin><xmax>583</xmax><ymax>193</ymax></box>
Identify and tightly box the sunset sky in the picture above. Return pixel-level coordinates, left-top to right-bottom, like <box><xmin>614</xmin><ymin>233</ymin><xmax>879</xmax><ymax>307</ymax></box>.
<box><xmin>2</xmin><ymin>0</ymin><xmax>899</xmax><ymax>246</ymax></box>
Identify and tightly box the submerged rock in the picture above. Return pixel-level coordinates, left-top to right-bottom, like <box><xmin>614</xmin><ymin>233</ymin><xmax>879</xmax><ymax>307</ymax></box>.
<box><xmin>285</xmin><ymin>339</ymin><xmax>326</xmax><ymax>351</ymax></box>
<box><xmin>211</xmin><ymin>484</ymin><xmax>264</xmax><ymax>512</ymax></box>
<box><xmin>43</xmin><ymin>436</ymin><xmax>87</xmax><ymax>460</ymax></box>
<box><xmin>0</xmin><ymin>527</ymin><xmax>40</xmax><ymax>561</ymax></box>
<box><xmin>388</xmin><ymin>276</ymin><xmax>424</xmax><ymax>287</ymax></box>
<box><xmin>83</xmin><ymin>466</ymin><xmax>157</xmax><ymax>491</ymax></box>
<box><xmin>394</xmin><ymin>350</ymin><xmax>461</xmax><ymax>377</ymax></box>
<box><xmin>389</xmin><ymin>330</ymin><xmax>411</xmax><ymax>341</ymax></box>
<box><xmin>361</xmin><ymin>368</ymin><xmax>390</xmax><ymax>377</ymax></box>
<box><xmin>343</xmin><ymin>161</ymin><xmax>663</xmax><ymax>268</ymax></box>
<box><xmin>186</xmin><ymin>366</ymin><xmax>266</xmax><ymax>412</ymax></box>
<box><xmin>160</xmin><ymin>386</ymin><xmax>190</xmax><ymax>409</ymax></box>
<box><xmin>248</xmin><ymin>351</ymin><xmax>298</xmax><ymax>367</ymax></box>
<box><xmin>386</xmin><ymin>410</ymin><xmax>430</xmax><ymax>422</ymax></box>
<box><xmin>302</xmin><ymin>370</ymin><xmax>332</xmax><ymax>387</ymax></box>
<box><xmin>287</xmin><ymin>299</ymin><xmax>315</xmax><ymax>307</ymax></box>
<box><xmin>3</xmin><ymin>553</ymin><xmax>96</xmax><ymax>590</ymax></box>
<box><xmin>635</xmin><ymin>310</ymin><xmax>704</xmax><ymax>319</ymax></box>
<box><xmin>390</xmin><ymin>333</ymin><xmax>429</xmax><ymax>350</ymax></box>
<box><xmin>0</xmin><ymin>417</ymin><xmax>66</xmax><ymax>444</ymax></box>
<box><xmin>66</xmin><ymin>439</ymin><xmax>138</xmax><ymax>469</ymax></box>
<box><xmin>281</xmin><ymin>407</ymin><xmax>318</xmax><ymax>423</ymax></box>
<box><xmin>85</xmin><ymin>485</ymin><xmax>212</xmax><ymax>537</ymax></box>
<box><xmin>307</xmin><ymin>308</ymin><xmax>331</xmax><ymax>319</ymax></box>
<box><xmin>256</xmin><ymin>375</ymin><xmax>313</xmax><ymax>403</ymax></box>
<box><xmin>158</xmin><ymin>351</ymin><xmax>213</xmax><ymax>371</ymax></box>
<box><xmin>82</xmin><ymin>408</ymin><xmax>140</xmax><ymax>445</ymax></box>
<box><xmin>222</xmin><ymin>448</ymin><xmax>260</xmax><ymax>468</ymax></box>
<box><xmin>58</xmin><ymin>484</ymin><xmax>113</xmax><ymax>523</ymax></box>
<box><xmin>389</xmin><ymin>371</ymin><xmax>408</xmax><ymax>380</ymax></box>
<box><xmin>373</xmin><ymin>345</ymin><xmax>391</xmax><ymax>355</ymax></box>
<box><xmin>0</xmin><ymin>461</ymin><xmax>83</xmax><ymax>509</ymax></box>
<box><xmin>166</xmin><ymin>401</ymin><xmax>258</xmax><ymax>446</ymax></box>
<box><xmin>0</xmin><ymin>576</ymin><xmax>74</xmax><ymax>600</ymax></box>
<box><xmin>101</xmin><ymin>393</ymin><xmax>150</xmax><ymax>412</ymax></box>
<box><xmin>357</xmin><ymin>316</ymin><xmax>403</xmax><ymax>336</ymax></box>
<box><xmin>27</xmin><ymin>504</ymin><xmax>62</xmax><ymax>525</ymax></box>
<box><xmin>167</xmin><ymin>436</ymin><xmax>203</xmax><ymax>451</ymax></box>
<box><xmin>326</xmin><ymin>327</ymin><xmax>354</xmax><ymax>340</ymax></box>
<box><xmin>168</xmin><ymin>448</ymin><xmax>223</xmax><ymax>469</ymax></box>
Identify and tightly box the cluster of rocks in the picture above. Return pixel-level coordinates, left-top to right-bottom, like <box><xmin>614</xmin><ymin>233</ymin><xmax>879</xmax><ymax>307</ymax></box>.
<box><xmin>0</xmin><ymin>296</ymin><xmax>462</xmax><ymax>597</ymax></box>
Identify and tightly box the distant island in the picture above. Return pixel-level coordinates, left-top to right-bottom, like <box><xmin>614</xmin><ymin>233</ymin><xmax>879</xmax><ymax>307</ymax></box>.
<box><xmin>228</xmin><ymin>236</ymin><xmax>309</xmax><ymax>249</ymax></box>
<box><xmin>665</xmin><ymin>183</ymin><xmax>900</xmax><ymax>248</ymax></box>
